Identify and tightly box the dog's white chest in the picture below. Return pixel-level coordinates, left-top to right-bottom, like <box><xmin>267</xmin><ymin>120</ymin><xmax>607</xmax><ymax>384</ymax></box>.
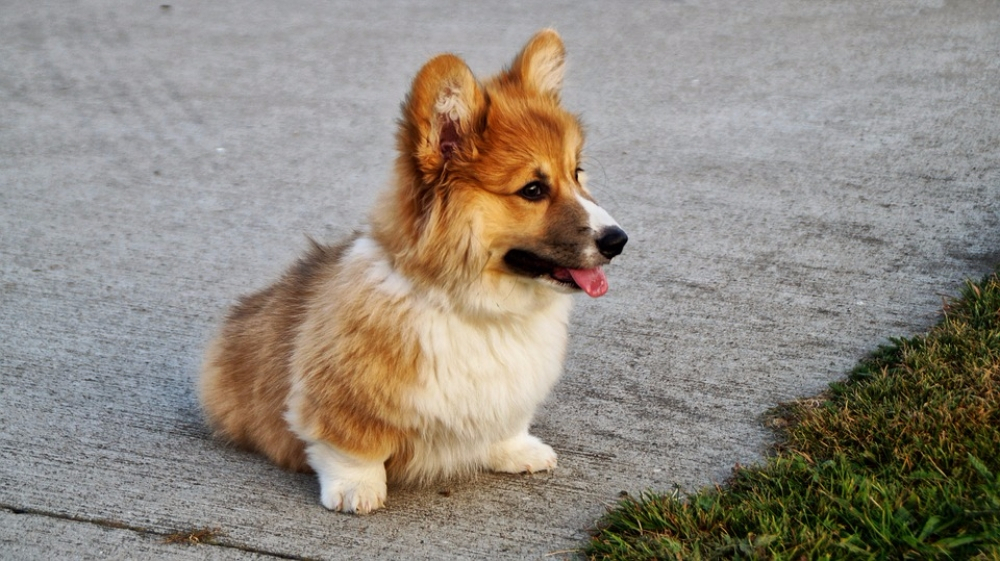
<box><xmin>342</xmin><ymin>238</ymin><xmax>576</xmax><ymax>481</ymax></box>
<box><xmin>405</xmin><ymin>296</ymin><xmax>572</xmax><ymax>440</ymax></box>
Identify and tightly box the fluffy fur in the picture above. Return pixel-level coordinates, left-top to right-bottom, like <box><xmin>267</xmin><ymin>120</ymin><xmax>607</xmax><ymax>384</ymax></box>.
<box><xmin>198</xmin><ymin>29</ymin><xmax>627</xmax><ymax>514</ymax></box>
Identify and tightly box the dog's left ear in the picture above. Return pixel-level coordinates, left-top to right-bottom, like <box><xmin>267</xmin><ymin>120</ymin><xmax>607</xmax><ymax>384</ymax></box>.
<box><xmin>506</xmin><ymin>28</ymin><xmax>566</xmax><ymax>100</ymax></box>
<box><xmin>398</xmin><ymin>53</ymin><xmax>485</xmax><ymax>182</ymax></box>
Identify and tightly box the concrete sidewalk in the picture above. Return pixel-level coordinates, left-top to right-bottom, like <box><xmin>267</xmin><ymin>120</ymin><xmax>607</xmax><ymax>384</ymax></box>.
<box><xmin>2</xmin><ymin>1</ymin><xmax>998</xmax><ymax>558</ymax></box>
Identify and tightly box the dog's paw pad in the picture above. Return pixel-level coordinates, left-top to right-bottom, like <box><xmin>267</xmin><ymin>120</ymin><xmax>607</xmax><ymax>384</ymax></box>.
<box><xmin>320</xmin><ymin>479</ymin><xmax>387</xmax><ymax>514</ymax></box>
<box><xmin>488</xmin><ymin>434</ymin><xmax>558</xmax><ymax>474</ymax></box>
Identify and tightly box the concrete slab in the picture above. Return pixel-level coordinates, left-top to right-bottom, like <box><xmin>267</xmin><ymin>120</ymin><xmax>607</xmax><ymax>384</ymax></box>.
<box><xmin>2</xmin><ymin>0</ymin><xmax>998</xmax><ymax>558</ymax></box>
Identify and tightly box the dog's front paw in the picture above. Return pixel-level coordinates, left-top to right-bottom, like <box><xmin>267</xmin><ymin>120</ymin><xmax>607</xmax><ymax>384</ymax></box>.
<box><xmin>306</xmin><ymin>442</ymin><xmax>388</xmax><ymax>514</ymax></box>
<box><xmin>487</xmin><ymin>433</ymin><xmax>557</xmax><ymax>474</ymax></box>
<box><xmin>320</xmin><ymin>478</ymin><xmax>387</xmax><ymax>514</ymax></box>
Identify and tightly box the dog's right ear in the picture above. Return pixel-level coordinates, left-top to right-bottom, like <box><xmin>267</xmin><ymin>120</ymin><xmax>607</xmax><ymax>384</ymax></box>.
<box><xmin>507</xmin><ymin>29</ymin><xmax>566</xmax><ymax>101</ymax></box>
<box><xmin>398</xmin><ymin>54</ymin><xmax>485</xmax><ymax>182</ymax></box>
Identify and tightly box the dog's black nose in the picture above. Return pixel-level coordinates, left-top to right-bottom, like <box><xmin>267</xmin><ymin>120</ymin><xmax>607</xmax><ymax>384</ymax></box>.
<box><xmin>596</xmin><ymin>226</ymin><xmax>628</xmax><ymax>259</ymax></box>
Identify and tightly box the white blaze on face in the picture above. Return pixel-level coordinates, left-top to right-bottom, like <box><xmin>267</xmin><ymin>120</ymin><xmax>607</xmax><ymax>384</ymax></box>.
<box><xmin>577</xmin><ymin>194</ymin><xmax>620</xmax><ymax>233</ymax></box>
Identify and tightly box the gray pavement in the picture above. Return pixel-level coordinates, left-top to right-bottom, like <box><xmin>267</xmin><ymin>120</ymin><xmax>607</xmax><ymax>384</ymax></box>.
<box><xmin>2</xmin><ymin>1</ymin><xmax>999</xmax><ymax>559</ymax></box>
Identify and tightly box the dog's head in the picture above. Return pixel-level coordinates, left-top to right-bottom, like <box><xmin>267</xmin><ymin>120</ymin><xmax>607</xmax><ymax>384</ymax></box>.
<box><xmin>375</xmin><ymin>29</ymin><xmax>626</xmax><ymax>304</ymax></box>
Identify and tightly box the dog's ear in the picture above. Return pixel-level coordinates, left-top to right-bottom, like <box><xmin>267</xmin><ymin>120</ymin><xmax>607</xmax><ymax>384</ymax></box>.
<box><xmin>398</xmin><ymin>54</ymin><xmax>485</xmax><ymax>181</ymax></box>
<box><xmin>507</xmin><ymin>28</ymin><xmax>566</xmax><ymax>100</ymax></box>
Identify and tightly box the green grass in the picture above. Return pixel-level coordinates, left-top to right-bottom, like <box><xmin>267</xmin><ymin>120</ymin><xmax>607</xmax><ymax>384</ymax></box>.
<box><xmin>585</xmin><ymin>270</ymin><xmax>1000</xmax><ymax>560</ymax></box>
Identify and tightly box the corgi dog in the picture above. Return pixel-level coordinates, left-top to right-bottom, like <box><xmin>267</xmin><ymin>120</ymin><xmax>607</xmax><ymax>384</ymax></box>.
<box><xmin>198</xmin><ymin>29</ymin><xmax>627</xmax><ymax>514</ymax></box>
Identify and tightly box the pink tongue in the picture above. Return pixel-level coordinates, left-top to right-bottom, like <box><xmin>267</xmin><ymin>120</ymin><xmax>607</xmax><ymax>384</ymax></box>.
<box><xmin>568</xmin><ymin>267</ymin><xmax>608</xmax><ymax>298</ymax></box>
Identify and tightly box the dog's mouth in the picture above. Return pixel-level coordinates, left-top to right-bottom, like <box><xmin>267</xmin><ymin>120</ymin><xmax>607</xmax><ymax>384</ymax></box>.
<box><xmin>503</xmin><ymin>249</ymin><xmax>609</xmax><ymax>298</ymax></box>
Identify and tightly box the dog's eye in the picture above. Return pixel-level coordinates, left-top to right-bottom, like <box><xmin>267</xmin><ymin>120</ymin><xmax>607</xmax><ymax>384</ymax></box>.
<box><xmin>574</xmin><ymin>167</ymin><xmax>584</xmax><ymax>182</ymax></box>
<box><xmin>518</xmin><ymin>181</ymin><xmax>548</xmax><ymax>201</ymax></box>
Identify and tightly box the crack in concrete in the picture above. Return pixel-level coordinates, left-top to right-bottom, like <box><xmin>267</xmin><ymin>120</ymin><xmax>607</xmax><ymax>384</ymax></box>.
<box><xmin>1</xmin><ymin>504</ymin><xmax>315</xmax><ymax>560</ymax></box>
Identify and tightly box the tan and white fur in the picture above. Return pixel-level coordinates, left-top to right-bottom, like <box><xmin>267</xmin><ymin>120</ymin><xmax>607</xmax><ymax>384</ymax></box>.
<box><xmin>198</xmin><ymin>29</ymin><xmax>627</xmax><ymax>514</ymax></box>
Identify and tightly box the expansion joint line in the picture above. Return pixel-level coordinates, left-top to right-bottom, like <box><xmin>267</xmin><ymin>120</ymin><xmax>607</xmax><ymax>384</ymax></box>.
<box><xmin>2</xmin><ymin>504</ymin><xmax>314</xmax><ymax>561</ymax></box>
